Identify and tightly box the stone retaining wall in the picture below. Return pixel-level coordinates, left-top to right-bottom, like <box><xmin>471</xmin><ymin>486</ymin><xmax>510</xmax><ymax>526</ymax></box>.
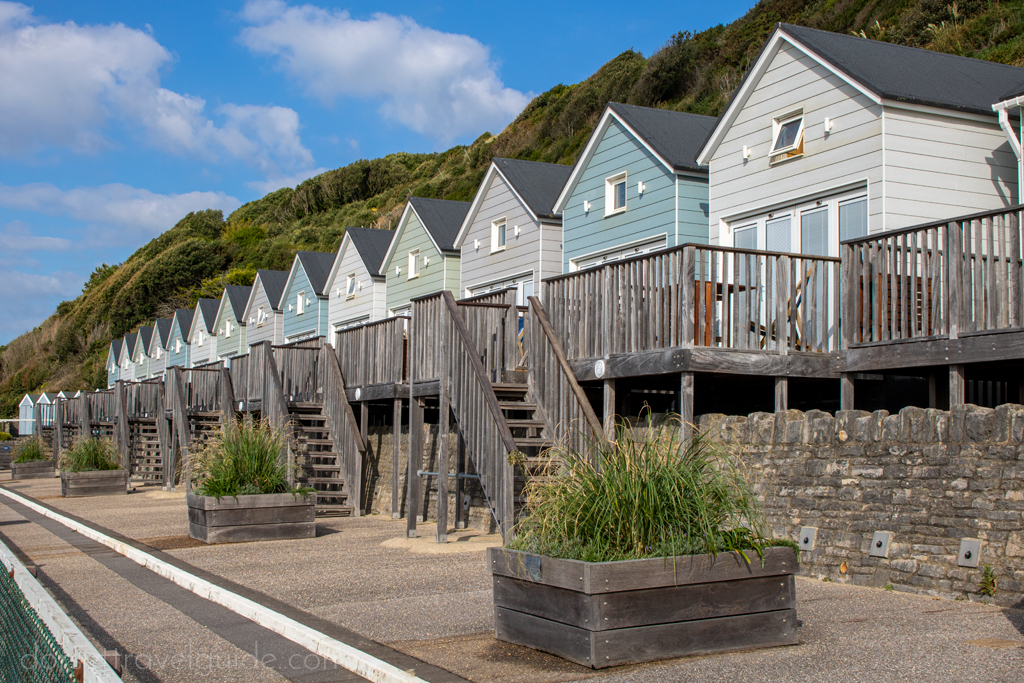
<box><xmin>699</xmin><ymin>404</ymin><xmax>1024</xmax><ymax>608</ymax></box>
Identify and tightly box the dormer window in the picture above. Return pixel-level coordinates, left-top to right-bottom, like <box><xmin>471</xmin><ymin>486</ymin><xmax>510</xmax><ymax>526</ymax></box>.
<box><xmin>491</xmin><ymin>219</ymin><xmax>507</xmax><ymax>253</ymax></box>
<box><xmin>605</xmin><ymin>172</ymin><xmax>627</xmax><ymax>216</ymax></box>
<box><xmin>770</xmin><ymin>111</ymin><xmax>804</xmax><ymax>163</ymax></box>
<box><xmin>297</xmin><ymin>291</ymin><xmax>305</xmax><ymax>315</ymax></box>
<box><xmin>408</xmin><ymin>250</ymin><xmax>420</xmax><ymax>279</ymax></box>
<box><xmin>346</xmin><ymin>274</ymin><xmax>357</xmax><ymax>298</ymax></box>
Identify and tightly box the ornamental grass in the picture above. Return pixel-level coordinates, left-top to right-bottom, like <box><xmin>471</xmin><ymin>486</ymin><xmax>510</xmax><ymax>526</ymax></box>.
<box><xmin>61</xmin><ymin>438</ymin><xmax>121</xmax><ymax>472</ymax></box>
<box><xmin>508</xmin><ymin>414</ymin><xmax>790</xmax><ymax>563</ymax></box>
<box><xmin>189</xmin><ymin>419</ymin><xmax>306</xmax><ymax>498</ymax></box>
<box><xmin>13</xmin><ymin>439</ymin><xmax>47</xmax><ymax>464</ymax></box>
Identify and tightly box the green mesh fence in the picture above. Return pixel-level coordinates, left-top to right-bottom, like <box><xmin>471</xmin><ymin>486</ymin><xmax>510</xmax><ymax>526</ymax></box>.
<box><xmin>0</xmin><ymin>566</ymin><xmax>76</xmax><ymax>683</ymax></box>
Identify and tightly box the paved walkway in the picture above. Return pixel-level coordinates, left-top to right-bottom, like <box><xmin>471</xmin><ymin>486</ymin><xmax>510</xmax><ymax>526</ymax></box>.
<box><xmin>1</xmin><ymin>473</ymin><xmax>1023</xmax><ymax>682</ymax></box>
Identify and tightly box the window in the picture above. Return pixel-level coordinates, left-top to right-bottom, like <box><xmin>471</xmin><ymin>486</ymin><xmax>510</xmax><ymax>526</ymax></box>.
<box><xmin>155</xmin><ymin>347</ymin><xmax>162</xmax><ymax>360</ymax></box>
<box><xmin>256</xmin><ymin>306</ymin><xmax>267</xmax><ymax>327</ymax></box>
<box><xmin>296</xmin><ymin>291</ymin><xmax>305</xmax><ymax>315</ymax></box>
<box><xmin>766</xmin><ymin>215</ymin><xmax>792</xmax><ymax>252</ymax></box>
<box><xmin>570</xmin><ymin>235</ymin><xmax>667</xmax><ymax>271</ymax></box>
<box><xmin>175</xmin><ymin>338</ymin><xmax>182</xmax><ymax>353</ymax></box>
<box><xmin>734</xmin><ymin>225</ymin><xmax>757</xmax><ymax>250</ymax></box>
<box><xmin>727</xmin><ymin>190</ymin><xmax>866</xmax><ymax>257</ymax></box>
<box><xmin>224</xmin><ymin>321</ymin><xmax>232</xmax><ymax>338</ymax></box>
<box><xmin>491</xmin><ymin>219</ymin><xmax>507</xmax><ymax>252</ymax></box>
<box><xmin>346</xmin><ymin>274</ymin><xmax>357</xmax><ymax>298</ymax></box>
<box><xmin>839</xmin><ymin>197</ymin><xmax>868</xmax><ymax>242</ymax></box>
<box><xmin>800</xmin><ymin>207</ymin><xmax>829</xmax><ymax>257</ymax></box>
<box><xmin>605</xmin><ymin>172</ymin><xmax>627</xmax><ymax>216</ymax></box>
<box><xmin>407</xmin><ymin>250</ymin><xmax>420</xmax><ymax>279</ymax></box>
<box><xmin>196</xmin><ymin>331</ymin><xmax>204</xmax><ymax>347</ymax></box>
<box><xmin>770</xmin><ymin>112</ymin><xmax>804</xmax><ymax>163</ymax></box>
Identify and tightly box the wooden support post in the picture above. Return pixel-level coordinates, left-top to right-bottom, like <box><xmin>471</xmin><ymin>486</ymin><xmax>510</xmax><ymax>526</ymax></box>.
<box><xmin>157</xmin><ymin>383</ymin><xmax>171</xmax><ymax>490</ymax></box>
<box><xmin>53</xmin><ymin>399</ymin><xmax>63</xmax><ymax>463</ymax></box>
<box><xmin>454</xmin><ymin>431</ymin><xmax>466</xmax><ymax>530</ymax></box>
<box><xmin>680</xmin><ymin>372</ymin><xmax>694</xmax><ymax>447</ymax></box>
<box><xmin>437</xmin><ymin>312</ymin><xmax>450</xmax><ymax>543</ymax></box>
<box><xmin>357</xmin><ymin>401</ymin><xmax>368</xmax><ymax>518</ymax></box>
<box><xmin>392</xmin><ymin>398</ymin><xmax>402</xmax><ymax>519</ymax></box>
<box><xmin>774</xmin><ymin>377</ymin><xmax>788</xmax><ymax>411</ymax></box>
<box><xmin>603</xmin><ymin>379</ymin><xmax>616</xmax><ymax>440</ymax></box>
<box><xmin>950</xmin><ymin>364</ymin><xmax>965</xmax><ymax>408</ymax></box>
<box><xmin>929</xmin><ymin>372</ymin><xmax>938</xmax><ymax>409</ymax></box>
<box><xmin>218</xmin><ymin>367</ymin><xmax>235</xmax><ymax>428</ymax></box>
<box><xmin>114</xmin><ymin>380</ymin><xmax>129</xmax><ymax>469</ymax></box>
<box><xmin>407</xmin><ymin>396</ymin><xmax>424</xmax><ymax>538</ymax></box>
<box><xmin>840</xmin><ymin>374</ymin><xmax>855</xmax><ymax>411</ymax></box>
<box><xmin>33</xmin><ymin>401</ymin><xmax>42</xmax><ymax>449</ymax></box>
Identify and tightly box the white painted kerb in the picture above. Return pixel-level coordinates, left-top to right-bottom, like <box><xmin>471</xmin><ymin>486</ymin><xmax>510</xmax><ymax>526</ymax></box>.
<box><xmin>0</xmin><ymin>487</ymin><xmax>429</xmax><ymax>683</ymax></box>
<box><xmin>0</xmin><ymin>536</ymin><xmax>121</xmax><ymax>683</ymax></box>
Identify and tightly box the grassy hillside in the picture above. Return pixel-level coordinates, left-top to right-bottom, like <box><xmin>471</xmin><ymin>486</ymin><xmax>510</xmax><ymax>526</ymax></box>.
<box><xmin>3</xmin><ymin>0</ymin><xmax>1024</xmax><ymax>418</ymax></box>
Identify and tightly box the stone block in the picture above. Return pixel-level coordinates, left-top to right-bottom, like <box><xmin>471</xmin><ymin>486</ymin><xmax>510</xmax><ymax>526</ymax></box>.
<box><xmin>881</xmin><ymin>415</ymin><xmax>900</xmax><ymax>442</ymax></box>
<box><xmin>964</xmin><ymin>405</ymin><xmax>996</xmax><ymax>442</ymax></box>
<box><xmin>898</xmin><ymin>406</ymin><xmax>929</xmax><ymax>443</ymax></box>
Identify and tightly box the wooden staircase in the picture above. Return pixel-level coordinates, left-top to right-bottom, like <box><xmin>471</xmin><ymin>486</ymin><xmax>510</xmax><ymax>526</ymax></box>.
<box><xmin>129</xmin><ymin>419</ymin><xmax>162</xmax><ymax>484</ymax></box>
<box><xmin>292</xmin><ymin>402</ymin><xmax>353</xmax><ymax>517</ymax></box>
<box><xmin>491</xmin><ymin>382</ymin><xmax>556</xmax><ymax>516</ymax></box>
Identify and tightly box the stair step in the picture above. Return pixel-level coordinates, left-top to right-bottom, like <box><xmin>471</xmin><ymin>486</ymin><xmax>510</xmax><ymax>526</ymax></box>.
<box><xmin>315</xmin><ymin>505</ymin><xmax>353</xmax><ymax>517</ymax></box>
<box><xmin>491</xmin><ymin>383</ymin><xmax>529</xmax><ymax>393</ymax></box>
<box><xmin>506</xmin><ymin>419</ymin><xmax>545</xmax><ymax>429</ymax></box>
<box><xmin>296</xmin><ymin>438</ymin><xmax>334</xmax><ymax>446</ymax></box>
<box><xmin>513</xmin><ymin>438</ymin><xmax>554</xmax><ymax>448</ymax></box>
<box><xmin>303</xmin><ymin>476</ymin><xmax>347</xmax><ymax>485</ymax></box>
<box><xmin>498</xmin><ymin>401</ymin><xmax>537</xmax><ymax>411</ymax></box>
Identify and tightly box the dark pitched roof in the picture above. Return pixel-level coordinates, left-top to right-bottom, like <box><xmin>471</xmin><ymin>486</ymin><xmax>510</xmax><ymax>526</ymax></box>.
<box><xmin>781</xmin><ymin>23</ymin><xmax>1024</xmax><ymax>116</ymax></box>
<box><xmin>606</xmin><ymin>102</ymin><xmax>717</xmax><ymax>173</ymax></box>
<box><xmin>223</xmin><ymin>285</ymin><xmax>252</xmax><ymax>323</ymax></box>
<box><xmin>197</xmin><ymin>298</ymin><xmax>220</xmax><ymax>332</ymax></box>
<box><xmin>493</xmin><ymin>158</ymin><xmax>573</xmax><ymax>219</ymax></box>
<box><xmin>109</xmin><ymin>339</ymin><xmax>122</xmax><ymax>359</ymax></box>
<box><xmin>346</xmin><ymin>228</ymin><xmax>393</xmax><ymax>277</ymax></box>
<box><xmin>173</xmin><ymin>309</ymin><xmax>194</xmax><ymax>338</ymax></box>
<box><xmin>256</xmin><ymin>270</ymin><xmax>290</xmax><ymax>310</ymax></box>
<box><xmin>136</xmin><ymin>326</ymin><xmax>153</xmax><ymax>353</ymax></box>
<box><xmin>409</xmin><ymin>197</ymin><xmax>470</xmax><ymax>252</ymax></box>
<box><xmin>41</xmin><ymin>392</ymin><xmax>59</xmax><ymax>402</ymax></box>
<box><xmin>295</xmin><ymin>251</ymin><xmax>336</xmax><ymax>296</ymax></box>
<box><xmin>123</xmin><ymin>333</ymin><xmax>137</xmax><ymax>359</ymax></box>
<box><xmin>153</xmin><ymin>319</ymin><xmax>172</xmax><ymax>348</ymax></box>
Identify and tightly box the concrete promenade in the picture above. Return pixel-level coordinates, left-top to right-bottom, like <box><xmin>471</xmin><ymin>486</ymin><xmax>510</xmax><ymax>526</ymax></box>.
<box><xmin>0</xmin><ymin>473</ymin><xmax>1022</xmax><ymax>682</ymax></box>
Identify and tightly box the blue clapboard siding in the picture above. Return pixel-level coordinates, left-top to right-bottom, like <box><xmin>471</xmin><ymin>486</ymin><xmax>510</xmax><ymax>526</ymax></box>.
<box><xmin>562</xmin><ymin>118</ymin><xmax>708</xmax><ymax>271</ymax></box>
<box><xmin>166</xmin><ymin>314</ymin><xmax>191</xmax><ymax>369</ymax></box>
<box><xmin>282</xmin><ymin>261</ymin><xmax>329</xmax><ymax>342</ymax></box>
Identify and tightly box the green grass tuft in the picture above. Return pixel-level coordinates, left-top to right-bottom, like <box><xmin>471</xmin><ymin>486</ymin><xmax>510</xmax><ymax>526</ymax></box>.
<box><xmin>507</xmin><ymin>415</ymin><xmax>778</xmax><ymax>563</ymax></box>
<box><xmin>190</xmin><ymin>420</ymin><xmax>310</xmax><ymax>498</ymax></box>
<box><xmin>61</xmin><ymin>438</ymin><xmax>121</xmax><ymax>472</ymax></box>
<box><xmin>13</xmin><ymin>439</ymin><xmax>47</xmax><ymax>463</ymax></box>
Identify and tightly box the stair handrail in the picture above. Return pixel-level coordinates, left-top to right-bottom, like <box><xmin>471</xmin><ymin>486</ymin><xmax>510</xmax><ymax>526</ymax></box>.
<box><xmin>321</xmin><ymin>343</ymin><xmax>367</xmax><ymax>515</ymax></box>
<box><xmin>527</xmin><ymin>296</ymin><xmax>607</xmax><ymax>453</ymax></box>
<box><xmin>262</xmin><ymin>341</ymin><xmax>297</xmax><ymax>485</ymax></box>
<box><xmin>441</xmin><ymin>291</ymin><xmax>518</xmax><ymax>538</ymax></box>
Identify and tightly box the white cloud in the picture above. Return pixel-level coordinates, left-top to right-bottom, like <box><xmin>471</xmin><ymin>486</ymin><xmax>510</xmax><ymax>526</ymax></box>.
<box><xmin>0</xmin><ymin>182</ymin><xmax>241</xmax><ymax>236</ymax></box>
<box><xmin>245</xmin><ymin>166</ymin><xmax>329</xmax><ymax>194</ymax></box>
<box><xmin>0</xmin><ymin>269</ymin><xmax>84</xmax><ymax>344</ymax></box>
<box><xmin>0</xmin><ymin>220</ymin><xmax>73</xmax><ymax>251</ymax></box>
<box><xmin>0</xmin><ymin>1</ymin><xmax>314</xmax><ymax>172</ymax></box>
<box><xmin>239</xmin><ymin>0</ymin><xmax>531</xmax><ymax>144</ymax></box>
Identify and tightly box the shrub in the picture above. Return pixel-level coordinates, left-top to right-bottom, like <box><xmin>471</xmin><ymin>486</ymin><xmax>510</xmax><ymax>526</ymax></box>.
<box><xmin>61</xmin><ymin>438</ymin><xmax>121</xmax><ymax>472</ymax></box>
<box><xmin>189</xmin><ymin>420</ymin><xmax>305</xmax><ymax>498</ymax></box>
<box><xmin>0</xmin><ymin>432</ymin><xmax>11</xmax><ymax>441</ymax></box>
<box><xmin>508</xmin><ymin>415</ymin><xmax>778</xmax><ymax>563</ymax></box>
<box><xmin>14</xmin><ymin>439</ymin><xmax>47</xmax><ymax>463</ymax></box>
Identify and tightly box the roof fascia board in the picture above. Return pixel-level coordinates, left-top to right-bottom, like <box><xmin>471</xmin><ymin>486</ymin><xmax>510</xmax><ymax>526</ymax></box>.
<box><xmin>325</xmin><ymin>233</ymin><xmax>353</xmax><ymax>292</ymax></box>
<box><xmin>380</xmin><ymin>203</ymin><xmax>414</xmax><ymax>273</ymax></box>
<box><xmin>554</xmin><ymin>108</ymin><xmax>676</xmax><ymax>214</ymax></box>
<box><xmin>696</xmin><ymin>30</ymin><xmax>880</xmax><ymax>165</ymax></box>
<box><xmin>883</xmin><ymin>98</ymin><xmax>996</xmax><ymax>123</ymax></box>
<box><xmin>241</xmin><ymin>275</ymin><xmax>264</xmax><ymax>321</ymax></box>
<box><xmin>454</xmin><ymin>164</ymin><xmax>498</xmax><ymax>248</ymax></box>
<box><xmin>187</xmin><ymin>302</ymin><xmax>210</xmax><ymax>341</ymax></box>
<box><xmin>280</xmin><ymin>254</ymin><xmax>305</xmax><ymax>307</ymax></box>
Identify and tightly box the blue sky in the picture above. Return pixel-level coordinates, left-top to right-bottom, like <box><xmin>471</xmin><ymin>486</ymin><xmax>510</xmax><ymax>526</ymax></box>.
<box><xmin>0</xmin><ymin>0</ymin><xmax>756</xmax><ymax>344</ymax></box>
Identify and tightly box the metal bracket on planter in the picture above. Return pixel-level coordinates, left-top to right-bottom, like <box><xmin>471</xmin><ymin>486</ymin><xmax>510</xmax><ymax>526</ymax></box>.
<box><xmin>798</xmin><ymin>527</ymin><xmax>817</xmax><ymax>552</ymax></box>
<box><xmin>958</xmin><ymin>538</ymin><xmax>982</xmax><ymax>568</ymax></box>
<box><xmin>870</xmin><ymin>531</ymin><xmax>892</xmax><ymax>558</ymax></box>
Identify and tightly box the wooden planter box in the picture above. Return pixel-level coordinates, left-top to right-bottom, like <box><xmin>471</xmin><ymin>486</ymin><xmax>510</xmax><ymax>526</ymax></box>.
<box><xmin>187</xmin><ymin>491</ymin><xmax>316</xmax><ymax>544</ymax></box>
<box><xmin>489</xmin><ymin>546</ymin><xmax>799</xmax><ymax>668</ymax></box>
<box><xmin>11</xmin><ymin>460</ymin><xmax>55</xmax><ymax>480</ymax></box>
<box><xmin>60</xmin><ymin>470</ymin><xmax>129</xmax><ymax>497</ymax></box>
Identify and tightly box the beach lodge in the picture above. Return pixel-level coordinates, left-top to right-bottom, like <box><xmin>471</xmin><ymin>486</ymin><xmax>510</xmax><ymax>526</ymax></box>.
<box><xmin>30</xmin><ymin>25</ymin><xmax>1024</xmax><ymax>543</ymax></box>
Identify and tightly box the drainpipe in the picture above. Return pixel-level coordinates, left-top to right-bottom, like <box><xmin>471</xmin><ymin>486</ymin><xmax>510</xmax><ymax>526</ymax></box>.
<box><xmin>993</xmin><ymin>98</ymin><xmax>1024</xmax><ymax>203</ymax></box>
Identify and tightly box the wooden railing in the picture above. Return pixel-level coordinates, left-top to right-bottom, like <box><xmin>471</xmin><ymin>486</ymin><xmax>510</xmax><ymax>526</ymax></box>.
<box><xmin>229</xmin><ymin>353</ymin><xmax>249</xmax><ymax>405</ymax></box>
<box><xmin>335</xmin><ymin>316</ymin><xmax>408</xmax><ymax>387</ymax></box>
<box><xmin>410</xmin><ymin>293</ymin><xmax>444</xmax><ymax>383</ymax></box>
<box><xmin>186</xmin><ymin>363</ymin><xmax>222</xmax><ymax>412</ymax></box>
<box><xmin>320</xmin><ymin>343</ymin><xmax>367</xmax><ymax>514</ymax></box>
<box><xmin>273</xmin><ymin>344</ymin><xmax>323</xmax><ymax>402</ymax></box>
<box><xmin>842</xmin><ymin>205</ymin><xmax>1023</xmax><ymax>344</ymax></box>
<box><xmin>440</xmin><ymin>291</ymin><xmax>517</xmax><ymax>539</ymax></box>
<box><xmin>526</xmin><ymin>297</ymin><xmax>606</xmax><ymax>457</ymax></box>
<box><xmin>459</xmin><ymin>301</ymin><xmax>516</xmax><ymax>383</ymax></box>
<box><xmin>544</xmin><ymin>244</ymin><xmax>841</xmax><ymax>359</ymax></box>
<box><xmin>247</xmin><ymin>342</ymin><xmax>267</xmax><ymax>405</ymax></box>
<box><xmin>125</xmin><ymin>378</ymin><xmax>162</xmax><ymax>417</ymax></box>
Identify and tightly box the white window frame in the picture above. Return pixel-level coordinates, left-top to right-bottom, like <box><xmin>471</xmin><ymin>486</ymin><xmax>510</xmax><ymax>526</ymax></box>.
<box><xmin>490</xmin><ymin>218</ymin><xmax>507</xmax><ymax>253</ymax></box>
<box><xmin>346</xmin><ymin>274</ymin><xmax>357</xmax><ymax>298</ymax></box>
<box><xmin>604</xmin><ymin>172</ymin><xmax>627</xmax><ymax>217</ymax></box>
<box><xmin>224</xmin><ymin>320</ymin><xmax>232</xmax><ymax>338</ymax></box>
<box><xmin>407</xmin><ymin>250</ymin><xmax>420</xmax><ymax>279</ymax></box>
<box><xmin>770</xmin><ymin>110</ymin><xmax>804</xmax><ymax>163</ymax></box>
<box><xmin>256</xmin><ymin>306</ymin><xmax>267</xmax><ymax>327</ymax></box>
<box><xmin>175</xmin><ymin>338</ymin><xmax>182</xmax><ymax>353</ymax></box>
<box><xmin>569</xmin><ymin>233</ymin><xmax>667</xmax><ymax>272</ymax></box>
<box><xmin>296</xmin><ymin>291</ymin><xmax>305</xmax><ymax>315</ymax></box>
<box><xmin>155</xmin><ymin>347</ymin><xmax>162</xmax><ymax>360</ymax></box>
<box><xmin>725</xmin><ymin>189</ymin><xmax>867</xmax><ymax>257</ymax></box>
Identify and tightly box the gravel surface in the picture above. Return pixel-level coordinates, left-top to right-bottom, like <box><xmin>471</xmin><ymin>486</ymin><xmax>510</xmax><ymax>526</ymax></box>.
<box><xmin>3</xmin><ymin>474</ymin><xmax>1023</xmax><ymax>682</ymax></box>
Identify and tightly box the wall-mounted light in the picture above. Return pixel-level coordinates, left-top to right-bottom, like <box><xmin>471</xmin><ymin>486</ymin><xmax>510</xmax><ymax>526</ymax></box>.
<box><xmin>514</xmin><ymin>225</ymin><xmax>521</xmax><ymax>236</ymax></box>
<box><xmin>637</xmin><ymin>181</ymin><xmax>646</xmax><ymax>194</ymax></box>
<box><xmin>474</xmin><ymin>238</ymin><xmax>480</xmax><ymax>250</ymax></box>
<box><xmin>288</xmin><ymin>304</ymin><xmax>293</xmax><ymax>311</ymax></box>
<box><xmin>824</xmin><ymin>117</ymin><xmax>833</xmax><ymax>133</ymax></box>
<box><xmin>396</xmin><ymin>266</ymin><xmax>401</xmax><ymax>275</ymax></box>
<box><xmin>742</xmin><ymin>145</ymin><xmax>752</xmax><ymax>160</ymax></box>
<box><xmin>424</xmin><ymin>256</ymin><xmax>430</xmax><ymax>266</ymax></box>
<box><xmin>583</xmin><ymin>200</ymin><xmax>591</xmax><ymax>212</ymax></box>
<box><xmin>358</xmin><ymin>281</ymin><xmax>363</xmax><ymax>290</ymax></box>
